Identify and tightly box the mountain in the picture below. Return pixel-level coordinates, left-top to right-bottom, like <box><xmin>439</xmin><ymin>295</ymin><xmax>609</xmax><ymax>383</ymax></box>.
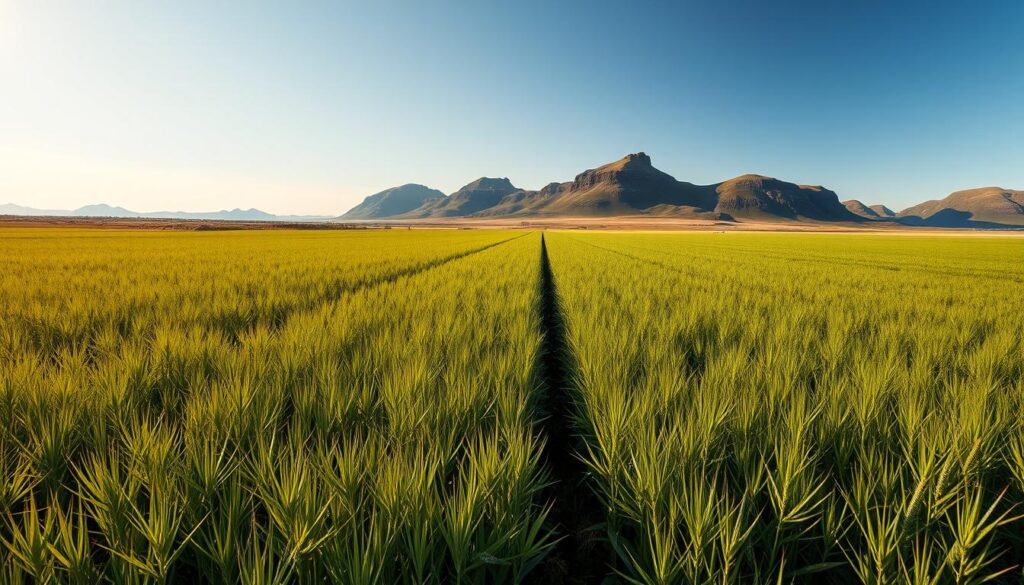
<box><xmin>158</xmin><ymin>208</ymin><xmax>277</xmax><ymax>221</ymax></box>
<box><xmin>18</xmin><ymin>154</ymin><xmax>1018</xmax><ymax>228</ymax></box>
<box><xmin>526</xmin><ymin>153</ymin><xmax>716</xmax><ymax>216</ymax></box>
<box><xmin>898</xmin><ymin>187</ymin><xmax>1024</xmax><ymax>227</ymax></box>
<box><xmin>75</xmin><ymin>204</ymin><xmax>140</xmax><ymax>217</ymax></box>
<box><xmin>0</xmin><ymin>203</ymin><xmax>68</xmax><ymax>216</ymax></box>
<box><xmin>386</xmin><ymin>153</ymin><xmax>721</xmax><ymax>219</ymax></box>
<box><xmin>1</xmin><ymin>203</ymin><xmax>329</xmax><ymax>222</ymax></box>
<box><xmin>844</xmin><ymin>201</ymin><xmax>896</xmax><ymax>220</ymax></box>
<box><xmin>713</xmin><ymin>175</ymin><xmax>857</xmax><ymax>221</ymax></box>
<box><xmin>870</xmin><ymin>204</ymin><xmax>896</xmax><ymax>218</ymax></box>
<box><xmin>843</xmin><ymin>200</ymin><xmax>881</xmax><ymax>219</ymax></box>
<box><xmin>348</xmin><ymin>153</ymin><xmax>859</xmax><ymax>222</ymax></box>
<box><xmin>340</xmin><ymin>184</ymin><xmax>445</xmax><ymax>219</ymax></box>
<box><xmin>518</xmin><ymin>154</ymin><xmax>854</xmax><ymax>221</ymax></box>
<box><xmin>475</xmin><ymin>182</ymin><xmax>570</xmax><ymax>217</ymax></box>
<box><xmin>399</xmin><ymin>178</ymin><xmax>519</xmax><ymax>218</ymax></box>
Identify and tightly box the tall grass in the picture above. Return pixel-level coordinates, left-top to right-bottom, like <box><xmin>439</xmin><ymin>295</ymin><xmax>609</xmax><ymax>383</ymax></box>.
<box><xmin>0</xmin><ymin>228</ymin><xmax>552</xmax><ymax>583</ymax></box>
<box><xmin>5</xmin><ymin>226</ymin><xmax>1022</xmax><ymax>583</ymax></box>
<box><xmin>546</xmin><ymin>231</ymin><xmax>1024</xmax><ymax>584</ymax></box>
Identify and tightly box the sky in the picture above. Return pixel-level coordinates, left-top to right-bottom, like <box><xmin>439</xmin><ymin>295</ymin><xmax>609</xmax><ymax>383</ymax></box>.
<box><xmin>2</xmin><ymin>0</ymin><xmax>1022</xmax><ymax>215</ymax></box>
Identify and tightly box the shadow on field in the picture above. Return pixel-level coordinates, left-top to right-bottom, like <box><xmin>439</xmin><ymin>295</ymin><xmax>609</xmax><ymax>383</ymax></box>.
<box><xmin>532</xmin><ymin>233</ymin><xmax>611</xmax><ymax>584</ymax></box>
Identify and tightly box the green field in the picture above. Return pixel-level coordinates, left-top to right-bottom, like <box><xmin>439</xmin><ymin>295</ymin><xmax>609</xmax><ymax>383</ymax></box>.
<box><xmin>2</xmin><ymin>228</ymin><xmax>1023</xmax><ymax>584</ymax></box>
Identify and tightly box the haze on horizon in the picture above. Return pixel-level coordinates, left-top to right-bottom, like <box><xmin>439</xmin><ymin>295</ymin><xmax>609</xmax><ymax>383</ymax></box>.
<box><xmin>2</xmin><ymin>0</ymin><xmax>1022</xmax><ymax>216</ymax></box>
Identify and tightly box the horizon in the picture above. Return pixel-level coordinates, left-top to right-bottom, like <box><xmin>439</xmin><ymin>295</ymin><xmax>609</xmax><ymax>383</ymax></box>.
<box><xmin>3</xmin><ymin>1</ymin><xmax>1023</xmax><ymax>215</ymax></box>
<box><xmin>2</xmin><ymin>149</ymin><xmax>1020</xmax><ymax>216</ymax></box>
<box><xmin>5</xmin><ymin>151</ymin><xmax>1021</xmax><ymax>218</ymax></box>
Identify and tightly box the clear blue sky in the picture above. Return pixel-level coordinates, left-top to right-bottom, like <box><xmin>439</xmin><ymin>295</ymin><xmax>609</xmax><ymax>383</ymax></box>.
<box><xmin>2</xmin><ymin>0</ymin><xmax>1022</xmax><ymax>214</ymax></box>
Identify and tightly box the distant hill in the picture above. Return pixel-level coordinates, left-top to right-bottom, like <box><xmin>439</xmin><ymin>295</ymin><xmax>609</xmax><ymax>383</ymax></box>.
<box><xmin>0</xmin><ymin>203</ymin><xmax>68</xmax><ymax>216</ymax></box>
<box><xmin>870</xmin><ymin>204</ymin><xmax>896</xmax><ymax>218</ymax></box>
<box><xmin>526</xmin><ymin>153</ymin><xmax>716</xmax><ymax>216</ymax></box>
<box><xmin>74</xmin><ymin>204</ymin><xmax>143</xmax><ymax>217</ymax></box>
<box><xmin>898</xmin><ymin>187</ymin><xmax>1024</xmax><ymax>227</ymax></box>
<box><xmin>1</xmin><ymin>203</ymin><xmax>329</xmax><ymax>222</ymax></box>
<box><xmin>155</xmin><ymin>208</ymin><xmax>281</xmax><ymax>221</ymax></box>
<box><xmin>475</xmin><ymin>182</ymin><xmax>570</xmax><ymax>217</ymax></box>
<box><xmin>339</xmin><ymin>184</ymin><xmax>445</xmax><ymax>219</ymax></box>
<box><xmin>713</xmin><ymin>175</ymin><xmax>857</xmax><ymax>221</ymax></box>
<box><xmin>843</xmin><ymin>200</ymin><xmax>881</xmax><ymax>219</ymax></box>
<box><xmin>31</xmin><ymin>155</ymin><xmax>1013</xmax><ymax>229</ymax></box>
<box><xmin>400</xmin><ymin>178</ymin><xmax>519</xmax><ymax>218</ymax></box>
<box><xmin>843</xmin><ymin>200</ymin><xmax>896</xmax><ymax>220</ymax></box>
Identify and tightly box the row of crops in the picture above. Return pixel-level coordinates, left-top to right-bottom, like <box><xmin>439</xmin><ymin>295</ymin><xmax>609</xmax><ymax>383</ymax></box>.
<box><xmin>0</xmin><ymin>229</ymin><xmax>552</xmax><ymax>584</ymax></box>
<box><xmin>547</xmin><ymin>232</ymin><xmax>1024</xmax><ymax>584</ymax></box>
<box><xmin>2</xmin><ymin>227</ymin><xmax>1023</xmax><ymax>583</ymax></box>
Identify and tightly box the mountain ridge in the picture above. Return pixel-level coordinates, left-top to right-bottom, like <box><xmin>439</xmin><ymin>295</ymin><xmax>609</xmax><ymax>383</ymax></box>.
<box><xmin>354</xmin><ymin>153</ymin><xmax>861</xmax><ymax>223</ymax></box>
<box><xmin>843</xmin><ymin>199</ymin><xmax>883</xmax><ymax>219</ymax></box>
<box><xmin>8</xmin><ymin>154</ymin><xmax>1021</xmax><ymax>228</ymax></box>
<box><xmin>340</xmin><ymin>153</ymin><xmax>1022</xmax><ymax>228</ymax></box>
<box><xmin>339</xmin><ymin>184</ymin><xmax>444</xmax><ymax>219</ymax></box>
<box><xmin>897</xmin><ymin>187</ymin><xmax>1024</xmax><ymax>227</ymax></box>
<box><xmin>399</xmin><ymin>177</ymin><xmax>519</xmax><ymax>218</ymax></box>
<box><xmin>1</xmin><ymin>203</ymin><xmax>330</xmax><ymax>222</ymax></box>
<box><xmin>843</xmin><ymin>200</ymin><xmax>898</xmax><ymax>220</ymax></box>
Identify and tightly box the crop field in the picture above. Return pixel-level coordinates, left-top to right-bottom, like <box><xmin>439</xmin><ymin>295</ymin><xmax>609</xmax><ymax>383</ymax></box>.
<box><xmin>2</xmin><ymin>227</ymin><xmax>1024</xmax><ymax>584</ymax></box>
<box><xmin>546</xmin><ymin>232</ymin><xmax>1024</xmax><ymax>584</ymax></box>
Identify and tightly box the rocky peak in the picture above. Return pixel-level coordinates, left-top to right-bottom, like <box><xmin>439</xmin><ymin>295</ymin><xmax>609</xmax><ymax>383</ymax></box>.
<box><xmin>457</xmin><ymin>177</ymin><xmax>517</xmax><ymax>194</ymax></box>
<box><xmin>621</xmin><ymin>152</ymin><xmax>652</xmax><ymax>168</ymax></box>
<box><xmin>571</xmin><ymin>152</ymin><xmax>666</xmax><ymax>190</ymax></box>
<box><xmin>539</xmin><ymin>182</ymin><xmax>567</xmax><ymax>197</ymax></box>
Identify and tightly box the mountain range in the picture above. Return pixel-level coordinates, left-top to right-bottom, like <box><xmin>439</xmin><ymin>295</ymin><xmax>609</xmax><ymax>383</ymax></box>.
<box><xmin>894</xmin><ymin>187</ymin><xmax>1024</xmax><ymax>227</ymax></box>
<box><xmin>6</xmin><ymin>153</ymin><xmax>1022</xmax><ymax>228</ymax></box>
<box><xmin>340</xmin><ymin>153</ymin><xmax>860</xmax><ymax>222</ymax></box>
<box><xmin>842</xmin><ymin>188</ymin><xmax>1024</xmax><ymax>227</ymax></box>
<box><xmin>0</xmin><ymin>203</ymin><xmax>331</xmax><ymax>222</ymax></box>
<box><xmin>842</xmin><ymin>200</ymin><xmax>896</xmax><ymax>220</ymax></box>
<box><xmin>339</xmin><ymin>153</ymin><xmax>1024</xmax><ymax>228</ymax></box>
<box><xmin>340</xmin><ymin>184</ymin><xmax>446</xmax><ymax>220</ymax></box>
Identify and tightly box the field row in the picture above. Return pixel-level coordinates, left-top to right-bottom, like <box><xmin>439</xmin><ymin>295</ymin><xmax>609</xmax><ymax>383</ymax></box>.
<box><xmin>1</xmin><ymin>230</ymin><xmax>551</xmax><ymax>584</ymax></box>
<box><xmin>548</xmin><ymin>232</ymin><xmax>1024</xmax><ymax>583</ymax></box>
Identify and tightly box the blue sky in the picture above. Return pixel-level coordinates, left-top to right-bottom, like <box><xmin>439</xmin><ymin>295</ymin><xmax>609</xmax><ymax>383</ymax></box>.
<box><xmin>2</xmin><ymin>0</ymin><xmax>1022</xmax><ymax>214</ymax></box>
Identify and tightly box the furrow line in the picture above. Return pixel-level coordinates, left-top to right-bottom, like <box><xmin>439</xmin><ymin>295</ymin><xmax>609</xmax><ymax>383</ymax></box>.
<box><xmin>534</xmin><ymin>233</ymin><xmax>609</xmax><ymax>584</ymax></box>
<box><xmin>246</xmin><ymin>232</ymin><xmax>530</xmax><ymax>338</ymax></box>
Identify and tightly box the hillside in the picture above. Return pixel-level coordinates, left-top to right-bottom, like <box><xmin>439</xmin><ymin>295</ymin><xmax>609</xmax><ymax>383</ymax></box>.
<box><xmin>870</xmin><ymin>204</ymin><xmax>896</xmax><ymax>218</ymax></box>
<box><xmin>340</xmin><ymin>184</ymin><xmax>445</xmax><ymax>219</ymax></box>
<box><xmin>844</xmin><ymin>200</ymin><xmax>896</xmax><ymax>220</ymax></box>
<box><xmin>844</xmin><ymin>200</ymin><xmax>882</xmax><ymax>219</ymax></box>
<box><xmin>898</xmin><ymin>187</ymin><xmax>1024</xmax><ymax>227</ymax></box>
<box><xmin>335</xmin><ymin>153</ymin><xmax>1021</xmax><ymax>228</ymax></box>
<box><xmin>74</xmin><ymin>204</ymin><xmax>138</xmax><ymax>217</ymax></box>
<box><xmin>400</xmin><ymin>178</ymin><xmax>519</xmax><ymax>218</ymax></box>
<box><xmin>352</xmin><ymin>153</ymin><xmax>852</xmax><ymax>221</ymax></box>
<box><xmin>474</xmin><ymin>182</ymin><xmax>569</xmax><ymax>217</ymax></box>
<box><xmin>1</xmin><ymin>203</ymin><xmax>328</xmax><ymax>222</ymax></box>
<box><xmin>713</xmin><ymin>175</ymin><xmax>857</xmax><ymax>221</ymax></box>
<box><xmin>526</xmin><ymin>153</ymin><xmax>715</xmax><ymax>216</ymax></box>
<box><xmin>0</xmin><ymin>203</ymin><xmax>68</xmax><ymax>216</ymax></box>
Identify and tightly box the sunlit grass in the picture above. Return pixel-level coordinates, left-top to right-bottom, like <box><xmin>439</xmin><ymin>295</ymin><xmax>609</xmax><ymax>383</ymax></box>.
<box><xmin>546</xmin><ymin>231</ymin><xmax>1024</xmax><ymax>584</ymax></box>
<box><xmin>0</xmin><ymin>228</ymin><xmax>552</xmax><ymax>583</ymax></box>
<box><xmin>3</xmin><ymin>227</ymin><xmax>1023</xmax><ymax>583</ymax></box>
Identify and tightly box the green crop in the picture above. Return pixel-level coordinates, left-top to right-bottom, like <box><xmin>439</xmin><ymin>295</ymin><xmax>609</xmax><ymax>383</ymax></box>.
<box><xmin>2</xmin><ymin>227</ymin><xmax>1023</xmax><ymax>583</ymax></box>
<box><xmin>0</xmin><ymin>228</ymin><xmax>552</xmax><ymax>583</ymax></box>
<box><xmin>545</xmin><ymin>231</ymin><xmax>1024</xmax><ymax>584</ymax></box>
